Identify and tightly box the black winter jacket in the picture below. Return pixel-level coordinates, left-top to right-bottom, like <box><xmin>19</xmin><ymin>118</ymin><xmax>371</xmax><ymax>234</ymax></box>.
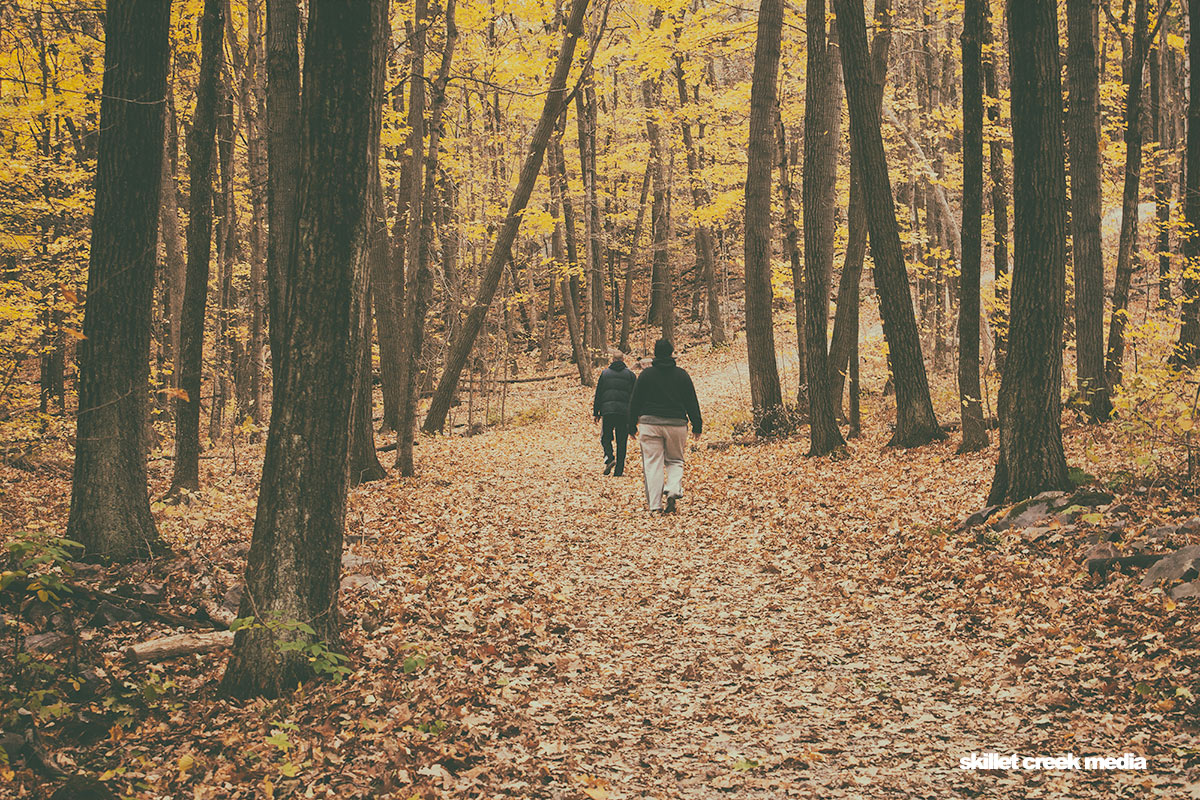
<box><xmin>593</xmin><ymin>360</ymin><xmax>636</xmax><ymax>418</ymax></box>
<box><xmin>628</xmin><ymin>356</ymin><xmax>702</xmax><ymax>435</ymax></box>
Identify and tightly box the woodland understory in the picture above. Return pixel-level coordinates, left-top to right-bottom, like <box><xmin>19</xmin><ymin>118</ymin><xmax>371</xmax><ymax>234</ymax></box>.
<box><xmin>3</xmin><ymin>330</ymin><xmax>1200</xmax><ymax>798</ymax></box>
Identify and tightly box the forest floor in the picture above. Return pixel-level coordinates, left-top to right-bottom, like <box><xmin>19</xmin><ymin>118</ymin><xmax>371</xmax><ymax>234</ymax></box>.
<box><xmin>3</xmin><ymin>336</ymin><xmax>1200</xmax><ymax>798</ymax></box>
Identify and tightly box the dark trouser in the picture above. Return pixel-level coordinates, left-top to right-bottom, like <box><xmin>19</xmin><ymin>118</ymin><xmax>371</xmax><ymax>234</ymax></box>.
<box><xmin>600</xmin><ymin>414</ymin><xmax>629</xmax><ymax>475</ymax></box>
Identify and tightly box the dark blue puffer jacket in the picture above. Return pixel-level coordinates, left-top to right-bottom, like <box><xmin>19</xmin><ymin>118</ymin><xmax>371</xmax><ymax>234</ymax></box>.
<box><xmin>593</xmin><ymin>360</ymin><xmax>636</xmax><ymax>418</ymax></box>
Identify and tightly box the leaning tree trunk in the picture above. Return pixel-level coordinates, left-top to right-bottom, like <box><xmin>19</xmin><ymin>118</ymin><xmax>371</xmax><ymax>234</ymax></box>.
<box><xmin>67</xmin><ymin>0</ymin><xmax>171</xmax><ymax>561</ymax></box>
<box><xmin>958</xmin><ymin>0</ymin><xmax>989</xmax><ymax>452</ymax></box>
<box><xmin>1066</xmin><ymin>0</ymin><xmax>1111</xmax><ymax>421</ymax></box>
<box><xmin>802</xmin><ymin>0</ymin><xmax>845</xmax><ymax>456</ymax></box>
<box><xmin>988</xmin><ymin>0</ymin><xmax>1072</xmax><ymax>505</ymax></box>
<box><xmin>745</xmin><ymin>0</ymin><xmax>786</xmax><ymax>431</ymax></box>
<box><xmin>1105</xmin><ymin>0</ymin><xmax>1156</xmax><ymax>390</ymax></box>
<box><xmin>220</xmin><ymin>0</ymin><xmax>380</xmax><ymax>699</ymax></box>
<box><xmin>1175</xmin><ymin>0</ymin><xmax>1200</xmax><ymax>365</ymax></box>
<box><xmin>422</xmin><ymin>0</ymin><xmax>591</xmax><ymax>434</ymax></box>
<box><xmin>829</xmin><ymin>0</ymin><xmax>890</xmax><ymax>412</ymax></box>
<box><xmin>834</xmin><ymin>0</ymin><xmax>944</xmax><ymax>447</ymax></box>
<box><xmin>171</xmin><ymin>0</ymin><xmax>224</xmax><ymax>494</ymax></box>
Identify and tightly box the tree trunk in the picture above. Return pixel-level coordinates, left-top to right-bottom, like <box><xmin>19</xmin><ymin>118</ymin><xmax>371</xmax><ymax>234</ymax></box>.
<box><xmin>959</xmin><ymin>0</ymin><xmax>989</xmax><ymax>452</ymax></box>
<box><xmin>674</xmin><ymin>56</ymin><xmax>726</xmax><ymax>346</ymax></box>
<box><xmin>619</xmin><ymin>160</ymin><xmax>652</xmax><ymax>354</ymax></box>
<box><xmin>775</xmin><ymin>112</ymin><xmax>807</xmax><ymax>410</ymax></box>
<box><xmin>422</xmin><ymin>0</ymin><xmax>591</xmax><ymax>434</ymax></box>
<box><xmin>1175</xmin><ymin>0</ymin><xmax>1200</xmax><ymax>365</ymax></box>
<box><xmin>745</xmin><ymin>0</ymin><xmax>785</xmax><ymax>431</ymax></box>
<box><xmin>67</xmin><ymin>0</ymin><xmax>171</xmax><ymax>561</ymax></box>
<box><xmin>159</xmin><ymin>92</ymin><xmax>186</xmax><ymax>393</ymax></box>
<box><xmin>988</xmin><ymin>0</ymin><xmax>1072</xmax><ymax>505</ymax></box>
<box><xmin>266</xmin><ymin>0</ymin><xmax>302</xmax><ymax>365</ymax></box>
<box><xmin>397</xmin><ymin>0</ymin><xmax>458</xmax><ymax>476</ymax></box>
<box><xmin>1151</xmin><ymin>23</ymin><xmax>1172</xmax><ymax>305</ymax></box>
<box><xmin>549</xmin><ymin>139</ymin><xmax>594</xmax><ymax>385</ymax></box>
<box><xmin>220</xmin><ymin>0</ymin><xmax>380</xmax><ymax>699</ymax></box>
<box><xmin>1105</xmin><ymin>0</ymin><xmax>1156</xmax><ymax>390</ymax></box>
<box><xmin>802</xmin><ymin>0</ymin><xmax>845</xmax><ymax>455</ymax></box>
<box><xmin>642</xmin><ymin>77</ymin><xmax>673</xmax><ymax>341</ymax></box>
<box><xmin>171</xmin><ymin>0</ymin><xmax>224</xmax><ymax>494</ymax></box>
<box><xmin>829</xmin><ymin>0</ymin><xmax>891</xmax><ymax>411</ymax></box>
<box><xmin>834</xmin><ymin>0</ymin><xmax>944</xmax><ymax>447</ymax></box>
<box><xmin>985</xmin><ymin>9</ymin><xmax>1010</xmax><ymax>368</ymax></box>
<box><xmin>1066</xmin><ymin>0</ymin><xmax>1112</xmax><ymax>421</ymax></box>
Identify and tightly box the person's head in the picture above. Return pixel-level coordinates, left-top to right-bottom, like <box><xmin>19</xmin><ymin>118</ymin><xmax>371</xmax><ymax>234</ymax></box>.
<box><xmin>609</xmin><ymin>348</ymin><xmax>626</xmax><ymax>363</ymax></box>
<box><xmin>654</xmin><ymin>338</ymin><xmax>674</xmax><ymax>360</ymax></box>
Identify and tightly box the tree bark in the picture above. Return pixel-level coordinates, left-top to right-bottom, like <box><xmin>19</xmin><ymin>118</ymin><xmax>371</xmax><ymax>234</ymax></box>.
<box><xmin>548</xmin><ymin>140</ymin><xmax>594</xmax><ymax>386</ymax></box>
<box><xmin>1105</xmin><ymin>0</ymin><xmax>1159</xmax><ymax>389</ymax></box>
<box><xmin>266</xmin><ymin>0</ymin><xmax>302</xmax><ymax>365</ymax></box>
<box><xmin>775</xmin><ymin>112</ymin><xmax>807</xmax><ymax>409</ymax></box>
<box><xmin>422</xmin><ymin>0</ymin><xmax>591</xmax><ymax>434</ymax></box>
<box><xmin>1151</xmin><ymin>23</ymin><xmax>1172</xmax><ymax>305</ymax></box>
<box><xmin>1067</xmin><ymin>0</ymin><xmax>1112</xmax><ymax>421</ymax></box>
<box><xmin>642</xmin><ymin>77</ymin><xmax>673</xmax><ymax>341</ymax></box>
<box><xmin>959</xmin><ymin>0</ymin><xmax>989</xmax><ymax>452</ymax></box>
<box><xmin>988</xmin><ymin>0</ymin><xmax>1072</xmax><ymax>505</ymax></box>
<box><xmin>618</xmin><ymin>160</ymin><xmax>652</xmax><ymax>354</ymax></box>
<box><xmin>171</xmin><ymin>0</ymin><xmax>224</xmax><ymax>493</ymax></box>
<box><xmin>829</xmin><ymin>0</ymin><xmax>891</xmax><ymax>412</ymax></box>
<box><xmin>674</xmin><ymin>56</ymin><xmax>726</xmax><ymax>346</ymax></box>
<box><xmin>67</xmin><ymin>0</ymin><xmax>171</xmax><ymax>561</ymax></box>
<box><xmin>397</xmin><ymin>0</ymin><xmax>458</xmax><ymax>476</ymax></box>
<box><xmin>745</xmin><ymin>0</ymin><xmax>785</xmax><ymax>431</ymax></box>
<box><xmin>802</xmin><ymin>0</ymin><xmax>845</xmax><ymax>455</ymax></box>
<box><xmin>984</xmin><ymin>9</ymin><xmax>1009</xmax><ymax>368</ymax></box>
<box><xmin>220</xmin><ymin>0</ymin><xmax>379</xmax><ymax>698</ymax></box>
<box><xmin>834</xmin><ymin>0</ymin><xmax>944</xmax><ymax>447</ymax></box>
<box><xmin>1175</xmin><ymin>0</ymin><xmax>1200</xmax><ymax>365</ymax></box>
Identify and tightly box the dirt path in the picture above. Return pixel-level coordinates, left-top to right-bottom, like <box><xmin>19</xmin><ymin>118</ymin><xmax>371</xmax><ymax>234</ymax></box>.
<box><xmin>352</xmin><ymin>354</ymin><xmax>1191</xmax><ymax>798</ymax></box>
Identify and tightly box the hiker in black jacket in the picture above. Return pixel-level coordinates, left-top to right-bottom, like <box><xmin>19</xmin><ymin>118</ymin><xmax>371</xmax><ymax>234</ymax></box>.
<box><xmin>628</xmin><ymin>338</ymin><xmax>702</xmax><ymax>513</ymax></box>
<box><xmin>592</xmin><ymin>350</ymin><xmax>637</xmax><ymax>476</ymax></box>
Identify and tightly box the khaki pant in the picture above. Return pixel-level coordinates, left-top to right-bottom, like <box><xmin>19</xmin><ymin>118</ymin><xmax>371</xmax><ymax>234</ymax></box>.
<box><xmin>638</xmin><ymin>423</ymin><xmax>688</xmax><ymax>511</ymax></box>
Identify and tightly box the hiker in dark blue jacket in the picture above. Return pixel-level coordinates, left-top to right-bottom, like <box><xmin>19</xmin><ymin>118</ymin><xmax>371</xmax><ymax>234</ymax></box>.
<box><xmin>592</xmin><ymin>350</ymin><xmax>636</xmax><ymax>476</ymax></box>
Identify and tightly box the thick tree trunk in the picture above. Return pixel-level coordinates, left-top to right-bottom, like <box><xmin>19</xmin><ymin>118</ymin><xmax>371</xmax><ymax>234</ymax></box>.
<box><xmin>988</xmin><ymin>0</ymin><xmax>1072</xmax><ymax>505</ymax></box>
<box><xmin>834</xmin><ymin>0</ymin><xmax>944</xmax><ymax>447</ymax></box>
<box><xmin>745</xmin><ymin>0</ymin><xmax>785</xmax><ymax>431</ymax></box>
<box><xmin>674</xmin><ymin>56</ymin><xmax>726</xmax><ymax>347</ymax></box>
<box><xmin>1175</xmin><ymin>0</ymin><xmax>1200</xmax><ymax>365</ymax></box>
<box><xmin>1105</xmin><ymin>0</ymin><xmax>1156</xmax><ymax>389</ymax></box>
<box><xmin>959</xmin><ymin>0</ymin><xmax>989</xmax><ymax>452</ymax></box>
<box><xmin>802</xmin><ymin>0</ymin><xmax>845</xmax><ymax>455</ymax></box>
<box><xmin>829</xmin><ymin>0</ymin><xmax>891</xmax><ymax>411</ymax></box>
<box><xmin>220</xmin><ymin>0</ymin><xmax>379</xmax><ymax>699</ymax></box>
<box><xmin>67</xmin><ymin>0</ymin><xmax>171</xmax><ymax>561</ymax></box>
<box><xmin>171</xmin><ymin>0</ymin><xmax>224</xmax><ymax>494</ymax></box>
<box><xmin>1066</xmin><ymin>0</ymin><xmax>1112</xmax><ymax>421</ymax></box>
<box><xmin>422</xmin><ymin>0</ymin><xmax>591</xmax><ymax>434</ymax></box>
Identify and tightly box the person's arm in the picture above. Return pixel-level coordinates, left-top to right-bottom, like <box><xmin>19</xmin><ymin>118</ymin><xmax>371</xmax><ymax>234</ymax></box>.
<box><xmin>592</xmin><ymin>372</ymin><xmax>604</xmax><ymax>419</ymax></box>
<box><xmin>682</xmin><ymin>371</ymin><xmax>702</xmax><ymax>437</ymax></box>
<box><xmin>627</xmin><ymin>375</ymin><xmax>644</xmax><ymax>436</ymax></box>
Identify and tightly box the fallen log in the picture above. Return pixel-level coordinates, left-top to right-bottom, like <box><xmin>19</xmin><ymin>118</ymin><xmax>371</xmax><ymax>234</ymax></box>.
<box><xmin>67</xmin><ymin>581</ymin><xmax>219</xmax><ymax>631</ymax></box>
<box><xmin>126</xmin><ymin>630</ymin><xmax>234</xmax><ymax>663</ymax></box>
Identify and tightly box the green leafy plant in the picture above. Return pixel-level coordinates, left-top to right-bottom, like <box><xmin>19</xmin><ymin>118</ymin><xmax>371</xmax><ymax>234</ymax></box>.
<box><xmin>229</xmin><ymin>614</ymin><xmax>352</xmax><ymax>683</ymax></box>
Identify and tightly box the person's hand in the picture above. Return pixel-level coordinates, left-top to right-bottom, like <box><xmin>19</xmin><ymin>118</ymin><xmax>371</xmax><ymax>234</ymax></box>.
<box><xmin>593</xmin><ymin>416</ymin><xmax>599</xmax><ymax>424</ymax></box>
<box><xmin>629</xmin><ymin>430</ymin><xmax>638</xmax><ymax>441</ymax></box>
<box><xmin>691</xmin><ymin>430</ymin><xmax>701</xmax><ymax>442</ymax></box>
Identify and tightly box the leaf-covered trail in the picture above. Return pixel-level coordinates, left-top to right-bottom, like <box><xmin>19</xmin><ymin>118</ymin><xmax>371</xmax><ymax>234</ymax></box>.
<box><xmin>352</xmin><ymin>352</ymin><xmax>1184</xmax><ymax>798</ymax></box>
